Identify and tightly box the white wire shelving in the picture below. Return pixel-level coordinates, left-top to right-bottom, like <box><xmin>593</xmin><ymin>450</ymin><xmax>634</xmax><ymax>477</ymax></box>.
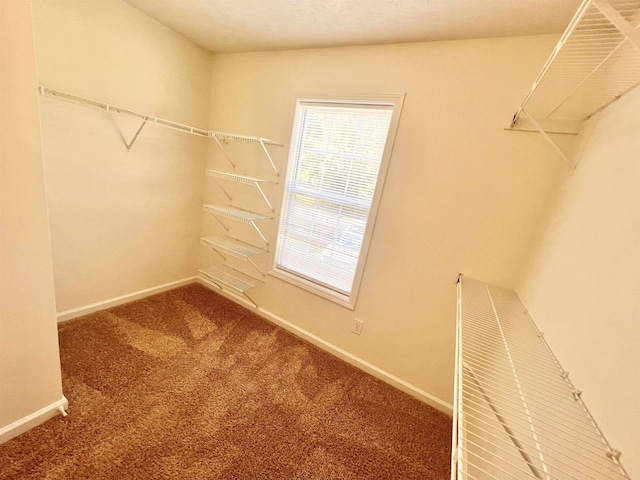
<box><xmin>452</xmin><ymin>276</ymin><xmax>630</xmax><ymax>480</ymax></box>
<box><xmin>205</xmin><ymin>169</ymin><xmax>278</xmax><ymax>212</ymax></box>
<box><xmin>209</xmin><ymin>131</ymin><xmax>281</xmax><ymax>176</ymax></box>
<box><xmin>200</xmin><ymin>236</ymin><xmax>265</xmax><ymax>278</ymax></box>
<box><xmin>38</xmin><ymin>86</ymin><xmax>282</xmax><ymax>153</ymax></box>
<box><xmin>39</xmin><ymin>85</ymin><xmax>284</xmax><ymax>308</ymax></box>
<box><xmin>508</xmin><ymin>0</ymin><xmax>640</xmax><ymax>166</ymax></box>
<box><xmin>202</xmin><ymin>204</ymin><xmax>271</xmax><ymax>247</ymax></box>
<box><xmin>198</xmin><ymin>265</ymin><xmax>261</xmax><ymax>307</ymax></box>
<box><xmin>201</xmin><ymin>119</ymin><xmax>283</xmax><ymax>310</ymax></box>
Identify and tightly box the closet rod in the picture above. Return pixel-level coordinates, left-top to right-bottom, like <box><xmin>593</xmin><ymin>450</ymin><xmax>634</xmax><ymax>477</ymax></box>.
<box><xmin>38</xmin><ymin>86</ymin><xmax>210</xmax><ymax>139</ymax></box>
<box><xmin>38</xmin><ymin>86</ymin><xmax>284</xmax><ymax>148</ymax></box>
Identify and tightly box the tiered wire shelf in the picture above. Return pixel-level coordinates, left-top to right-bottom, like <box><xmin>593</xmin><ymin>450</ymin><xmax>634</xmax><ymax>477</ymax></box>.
<box><xmin>205</xmin><ymin>169</ymin><xmax>277</xmax><ymax>211</ymax></box>
<box><xmin>200</xmin><ymin>236</ymin><xmax>265</xmax><ymax>277</ymax></box>
<box><xmin>202</xmin><ymin>204</ymin><xmax>270</xmax><ymax>246</ymax></box>
<box><xmin>201</xmin><ymin>126</ymin><xmax>283</xmax><ymax>306</ymax></box>
<box><xmin>452</xmin><ymin>276</ymin><xmax>630</xmax><ymax>480</ymax></box>
<box><xmin>198</xmin><ymin>266</ymin><xmax>261</xmax><ymax>306</ymax></box>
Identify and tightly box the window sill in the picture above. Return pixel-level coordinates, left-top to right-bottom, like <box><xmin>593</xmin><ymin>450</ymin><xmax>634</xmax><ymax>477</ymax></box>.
<box><xmin>269</xmin><ymin>268</ymin><xmax>356</xmax><ymax>310</ymax></box>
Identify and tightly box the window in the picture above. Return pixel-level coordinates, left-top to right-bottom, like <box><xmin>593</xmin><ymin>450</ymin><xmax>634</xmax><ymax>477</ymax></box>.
<box><xmin>272</xmin><ymin>95</ymin><xmax>404</xmax><ymax>308</ymax></box>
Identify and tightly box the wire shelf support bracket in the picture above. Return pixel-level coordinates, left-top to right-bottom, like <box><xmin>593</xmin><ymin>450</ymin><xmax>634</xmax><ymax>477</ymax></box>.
<box><xmin>452</xmin><ymin>275</ymin><xmax>631</xmax><ymax>480</ymax></box>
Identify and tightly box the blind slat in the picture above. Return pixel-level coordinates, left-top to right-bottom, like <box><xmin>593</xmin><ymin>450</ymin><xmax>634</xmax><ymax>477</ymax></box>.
<box><xmin>275</xmin><ymin>102</ymin><xmax>394</xmax><ymax>294</ymax></box>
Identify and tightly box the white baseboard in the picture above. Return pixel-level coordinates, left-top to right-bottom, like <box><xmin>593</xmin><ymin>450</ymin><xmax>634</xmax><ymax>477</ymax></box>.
<box><xmin>0</xmin><ymin>396</ymin><xmax>68</xmax><ymax>445</ymax></box>
<box><xmin>196</xmin><ymin>277</ymin><xmax>453</xmax><ymax>416</ymax></box>
<box><xmin>57</xmin><ymin>277</ymin><xmax>198</xmax><ymax>322</ymax></box>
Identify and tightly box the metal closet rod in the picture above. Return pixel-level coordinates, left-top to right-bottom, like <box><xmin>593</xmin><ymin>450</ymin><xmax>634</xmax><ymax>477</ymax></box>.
<box><xmin>38</xmin><ymin>86</ymin><xmax>283</xmax><ymax>147</ymax></box>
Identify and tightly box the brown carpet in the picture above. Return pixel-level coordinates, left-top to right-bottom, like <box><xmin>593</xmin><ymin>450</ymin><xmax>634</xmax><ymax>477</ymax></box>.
<box><xmin>0</xmin><ymin>284</ymin><xmax>451</xmax><ymax>479</ymax></box>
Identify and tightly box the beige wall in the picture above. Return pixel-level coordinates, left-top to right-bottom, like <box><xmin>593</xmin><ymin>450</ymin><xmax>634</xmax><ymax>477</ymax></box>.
<box><xmin>519</xmin><ymin>86</ymin><xmax>640</xmax><ymax>478</ymax></box>
<box><xmin>0</xmin><ymin>0</ymin><xmax>64</xmax><ymax>433</ymax></box>
<box><xmin>31</xmin><ymin>0</ymin><xmax>213</xmax><ymax>313</ymax></box>
<box><xmin>202</xmin><ymin>37</ymin><xmax>565</xmax><ymax>407</ymax></box>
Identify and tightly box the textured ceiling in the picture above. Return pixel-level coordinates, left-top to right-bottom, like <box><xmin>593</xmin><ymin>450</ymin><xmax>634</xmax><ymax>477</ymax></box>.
<box><xmin>123</xmin><ymin>0</ymin><xmax>580</xmax><ymax>53</ymax></box>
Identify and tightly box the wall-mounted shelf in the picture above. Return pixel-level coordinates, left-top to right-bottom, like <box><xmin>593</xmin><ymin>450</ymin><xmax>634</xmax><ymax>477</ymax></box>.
<box><xmin>209</xmin><ymin>131</ymin><xmax>282</xmax><ymax>146</ymax></box>
<box><xmin>205</xmin><ymin>169</ymin><xmax>277</xmax><ymax>211</ymax></box>
<box><xmin>200</xmin><ymin>236</ymin><xmax>265</xmax><ymax>277</ymax></box>
<box><xmin>209</xmin><ymin>131</ymin><xmax>281</xmax><ymax>176</ymax></box>
<box><xmin>452</xmin><ymin>276</ymin><xmax>630</xmax><ymax>479</ymax></box>
<box><xmin>38</xmin><ymin>86</ymin><xmax>209</xmax><ymax>150</ymax></box>
<box><xmin>203</xmin><ymin>204</ymin><xmax>271</xmax><ymax>246</ymax></box>
<box><xmin>198</xmin><ymin>265</ymin><xmax>261</xmax><ymax>307</ymax></box>
<box><xmin>508</xmin><ymin>0</ymin><xmax>640</xmax><ymax>166</ymax></box>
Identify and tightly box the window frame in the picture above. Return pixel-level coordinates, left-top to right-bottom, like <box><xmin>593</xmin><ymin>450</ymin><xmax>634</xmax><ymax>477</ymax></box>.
<box><xmin>270</xmin><ymin>94</ymin><xmax>405</xmax><ymax>309</ymax></box>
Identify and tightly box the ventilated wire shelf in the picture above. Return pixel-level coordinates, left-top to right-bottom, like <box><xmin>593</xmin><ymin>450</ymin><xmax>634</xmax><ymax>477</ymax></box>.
<box><xmin>205</xmin><ymin>169</ymin><xmax>276</xmax><ymax>186</ymax></box>
<box><xmin>203</xmin><ymin>204</ymin><xmax>270</xmax><ymax>246</ymax></box>
<box><xmin>512</xmin><ymin>0</ymin><xmax>640</xmax><ymax>126</ymax></box>
<box><xmin>452</xmin><ymin>276</ymin><xmax>630</xmax><ymax>480</ymax></box>
<box><xmin>200</xmin><ymin>236</ymin><xmax>262</xmax><ymax>259</ymax></box>
<box><xmin>206</xmin><ymin>169</ymin><xmax>277</xmax><ymax>211</ymax></box>
<box><xmin>209</xmin><ymin>131</ymin><xmax>282</xmax><ymax>146</ymax></box>
<box><xmin>198</xmin><ymin>265</ymin><xmax>260</xmax><ymax>293</ymax></box>
<box><xmin>202</xmin><ymin>204</ymin><xmax>269</xmax><ymax>223</ymax></box>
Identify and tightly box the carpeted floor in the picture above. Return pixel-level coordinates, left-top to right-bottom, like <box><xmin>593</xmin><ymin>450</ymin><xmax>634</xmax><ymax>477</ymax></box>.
<box><xmin>0</xmin><ymin>284</ymin><xmax>451</xmax><ymax>479</ymax></box>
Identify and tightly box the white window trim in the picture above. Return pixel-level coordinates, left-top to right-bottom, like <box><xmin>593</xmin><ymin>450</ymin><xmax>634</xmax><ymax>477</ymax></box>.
<box><xmin>270</xmin><ymin>94</ymin><xmax>405</xmax><ymax>309</ymax></box>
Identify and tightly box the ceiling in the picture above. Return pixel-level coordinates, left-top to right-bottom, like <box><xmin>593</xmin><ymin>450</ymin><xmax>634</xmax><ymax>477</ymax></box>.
<box><xmin>123</xmin><ymin>0</ymin><xmax>581</xmax><ymax>54</ymax></box>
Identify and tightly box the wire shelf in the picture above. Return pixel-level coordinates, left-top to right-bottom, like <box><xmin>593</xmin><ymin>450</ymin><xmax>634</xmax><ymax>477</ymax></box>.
<box><xmin>198</xmin><ymin>265</ymin><xmax>260</xmax><ymax>293</ymax></box>
<box><xmin>512</xmin><ymin>0</ymin><xmax>640</xmax><ymax>126</ymax></box>
<box><xmin>202</xmin><ymin>204</ymin><xmax>269</xmax><ymax>223</ymax></box>
<box><xmin>209</xmin><ymin>131</ymin><xmax>282</xmax><ymax>146</ymax></box>
<box><xmin>452</xmin><ymin>276</ymin><xmax>630</xmax><ymax>480</ymax></box>
<box><xmin>205</xmin><ymin>169</ymin><xmax>276</xmax><ymax>186</ymax></box>
<box><xmin>200</xmin><ymin>236</ymin><xmax>263</xmax><ymax>259</ymax></box>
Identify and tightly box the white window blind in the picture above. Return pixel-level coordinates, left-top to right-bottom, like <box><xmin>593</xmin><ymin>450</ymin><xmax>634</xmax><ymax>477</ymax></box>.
<box><xmin>274</xmin><ymin>98</ymin><xmax>401</xmax><ymax>306</ymax></box>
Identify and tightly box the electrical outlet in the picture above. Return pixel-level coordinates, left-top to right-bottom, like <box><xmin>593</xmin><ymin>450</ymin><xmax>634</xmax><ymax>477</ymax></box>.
<box><xmin>352</xmin><ymin>318</ymin><xmax>364</xmax><ymax>335</ymax></box>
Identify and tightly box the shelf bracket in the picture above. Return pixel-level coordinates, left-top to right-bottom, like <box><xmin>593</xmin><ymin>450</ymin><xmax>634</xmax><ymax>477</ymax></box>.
<box><xmin>214</xmin><ymin>180</ymin><xmax>233</xmax><ymax>202</ymax></box>
<box><xmin>522</xmin><ymin>110</ymin><xmax>574</xmax><ymax>170</ymax></box>
<box><xmin>125</xmin><ymin>117</ymin><xmax>148</xmax><ymax>151</ymax></box>
<box><xmin>212</xmin><ymin>135</ymin><xmax>237</xmax><ymax>170</ymax></box>
<box><xmin>259</xmin><ymin>138</ymin><xmax>279</xmax><ymax>176</ymax></box>
<box><xmin>249</xmin><ymin>220</ymin><xmax>269</xmax><ymax>246</ymax></box>
<box><xmin>253</xmin><ymin>181</ymin><xmax>274</xmax><ymax>212</ymax></box>
<box><xmin>211</xmin><ymin>215</ymin><xmax>230</xmax><ymax>232</ymax></box>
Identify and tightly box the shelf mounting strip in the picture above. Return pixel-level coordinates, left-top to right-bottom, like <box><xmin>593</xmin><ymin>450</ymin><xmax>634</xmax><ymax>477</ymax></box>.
<box><xmin>452</xmin><ymin>276</ymin><xmax>630</xmax><ymax>479</ymax></box>
<box><xmin>508</xmin><ymin>0</ymin><xmax>640</xmax><ymax>167</ymax></box>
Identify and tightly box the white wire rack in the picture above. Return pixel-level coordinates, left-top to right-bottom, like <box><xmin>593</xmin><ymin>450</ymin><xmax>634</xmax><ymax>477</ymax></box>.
<box><xmin>206</xmin><ymin>169</ymin><xmax>277</xmax><ymax>211</ymax></box>
<box><xmin>209</xmin><ymin>131</ymin><xmax>281</xmax><ymax>176</ymax></box>
<box><xmin>202</xmin><ymin>204</ymin><xmax>270</xmax><ymax>246</ymax></box>
<box><xmin>200</xmin><ymin>236</ymin><xmax>265</xmax><ymax>277</ymax></box>
<box><xmin>511</xmin><ymin>0</ymin><xmax>640</xmax><ymax>127</ymax></box>
<box><xmin>198</xmin><ymin>265</ymin><xmax>261</xmax><ymax>307</ymax></box>
<box><xmin>38</xmin><ymin>86</ymin><xmax>282</xmax><ymax>153</ymax></box>
<box><xmin>452</xmin><ymin>276</ymin><xmax>630</xmax><ymax>480</ymax></box>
